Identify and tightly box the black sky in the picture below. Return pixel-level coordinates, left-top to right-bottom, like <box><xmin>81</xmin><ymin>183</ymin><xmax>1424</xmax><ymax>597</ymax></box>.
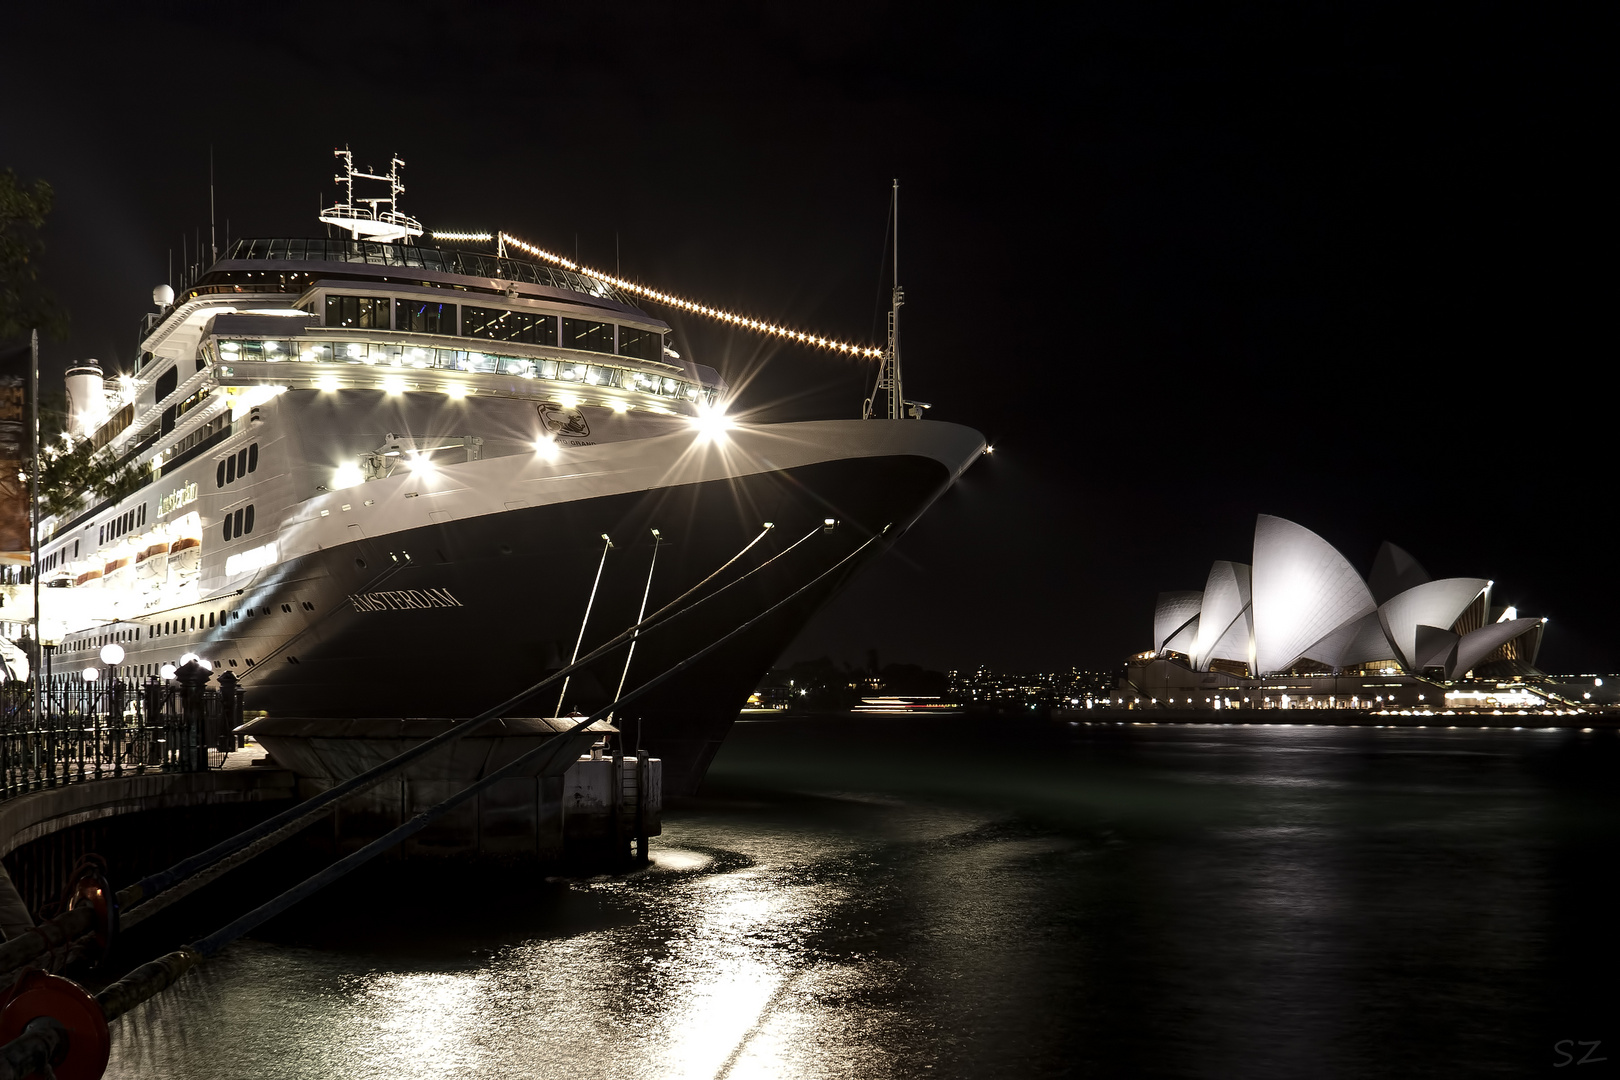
<box><xmin>2</xmin><ymin>1</ymin><xmax>1609</xmax><ymax>672</ymax></box>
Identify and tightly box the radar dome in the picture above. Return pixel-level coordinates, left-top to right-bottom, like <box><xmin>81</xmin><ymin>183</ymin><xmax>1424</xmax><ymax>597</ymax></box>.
<box><xmin>153</xmin><ymin>284</ymin><xmax>175</xmax><ymax>306</ymax></box>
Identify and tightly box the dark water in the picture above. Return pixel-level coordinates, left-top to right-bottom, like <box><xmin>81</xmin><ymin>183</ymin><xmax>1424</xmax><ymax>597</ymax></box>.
<box><xmin>104</xmin><ymin>716</ymin><xmax>1618</xmax><ymax>1078</ymax></box>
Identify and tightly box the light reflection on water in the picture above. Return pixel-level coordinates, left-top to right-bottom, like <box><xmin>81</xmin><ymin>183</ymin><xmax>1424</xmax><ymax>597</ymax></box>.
<box><xmin>102</xmin><ymin>718</ymin><xmax>1617</xmax><ymax>1078</ymax></box>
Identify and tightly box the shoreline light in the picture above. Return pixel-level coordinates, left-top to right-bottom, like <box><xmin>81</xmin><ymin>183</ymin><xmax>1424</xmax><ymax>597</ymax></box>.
<box><xmin>497</xmin><ymin>232</ymin><xmax>884</xmax><ymax>359</ymax></box>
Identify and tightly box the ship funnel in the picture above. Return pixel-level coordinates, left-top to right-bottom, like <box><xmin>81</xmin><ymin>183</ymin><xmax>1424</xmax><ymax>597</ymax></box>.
<box><xmin>65</xmin><ymin>362</ymin><xmax>107</xmax><ymax>440</ymax></box>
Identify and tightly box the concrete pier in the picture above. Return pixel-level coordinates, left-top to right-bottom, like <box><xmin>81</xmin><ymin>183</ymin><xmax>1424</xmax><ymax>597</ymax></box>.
<box><xmin>241</xmin><ymin>717</ymin><xmax>662</xmax><ymax>864</ymax></box>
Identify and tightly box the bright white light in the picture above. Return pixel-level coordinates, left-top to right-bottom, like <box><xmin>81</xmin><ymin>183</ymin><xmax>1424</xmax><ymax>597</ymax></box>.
<box><xmin>558</xmin><ymin>394</ymin><xmax>580</xmax><ymax>409</ymax></box>
<box><xmin>262</xmin><ymin>340</ymin><xmax>278</xmax><ymax>352</ymax></box>
<box><xmin>534</xmin><ymin>438</ymin><xmax>559</xmax><ymax>460</ymax></box>
<box><xmin>317</xmin><ymin>376</ymin><xmax>339</xmax><ymax>392</ymax></box>
<box><xmin>225</xmin><ymin>542</ymin><xmax>278</xmax><ymax>577</ymax></box>
<box><xmin>100</xmin><ymin>643</ymin><xmax>125</xmax><ymax>665</ymax></box>
<box><xmin>610</xmin><ymin>400</ymin><xmax>628</xmax><ymax>413</ymax></box>
<box><xmin>691</xmin><ymin>406</ymin><xmax>734</xmax><ymax>442</ymax></box>
<box><xmin>160</xmin><ymin>664</ymin><xmax>177</xmax><ymax>680</ymax></box>
<box><xmin>180</xmin><ymin>652</ymin><xmax>200</xmax><ymax>665</ymax></box>
<box><xmin>445</xmin><ymin>383</ymin><xmax>466</xmax><ymax>399</ymax></box>
<box><xmin>407</xmin><ymin>454</ymin><xmax>434</xmax><ymax>475</ymax></box>
<box><xmin>82</xmin><ymin>667</ymin><xmax>99</xmax><ymax>682</ymax></box>
<box><xmin>221</xmin><ymin>341</ymin><xmax>240</xmax><ymax>353</ymax></box>
<box><xmin>332</xmin><ymin>463</ymin><xmax>365</xmax><ymax>490</ymax></box>
<box><xmin>382</xmin><ymin>375</ymin><xmax>405</xmax><ymax>394</ymax></box>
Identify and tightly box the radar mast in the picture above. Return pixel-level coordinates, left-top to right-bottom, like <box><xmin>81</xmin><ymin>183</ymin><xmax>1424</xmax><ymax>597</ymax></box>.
<box><xmin>319</xmin><ymin>147</ymin><xmax>424</xmax><ymax>243</ymax></box>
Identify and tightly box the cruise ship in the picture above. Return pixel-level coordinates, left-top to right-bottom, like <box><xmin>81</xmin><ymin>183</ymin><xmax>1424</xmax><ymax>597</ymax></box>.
<box><xmin>3</xmin><ymin>155</ymin><xmax>984</xmax><ymax>793</ymax></box>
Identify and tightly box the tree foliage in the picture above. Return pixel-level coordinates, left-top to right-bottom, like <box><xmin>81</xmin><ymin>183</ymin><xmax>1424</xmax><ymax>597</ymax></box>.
<box><xmin>0</xmin><ymin>169</ymin><xmax>68</xmax><ymax>341</ymax></box>
<box><xmin>33</xmin><ymin>440</ymin><xmax>145</xmax><ymax>521</ymax></box>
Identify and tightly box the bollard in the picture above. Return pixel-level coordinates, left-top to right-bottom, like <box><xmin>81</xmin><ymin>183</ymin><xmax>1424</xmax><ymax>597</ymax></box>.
<box><xmin>216</xmin><ymin>672</ymin><xmax>243</xmax><ymax>753</ymax></box>
<box><xmin>176</xmin><ymin>663</ymin><xmax>210</xmax><ymax>773</ymax></box>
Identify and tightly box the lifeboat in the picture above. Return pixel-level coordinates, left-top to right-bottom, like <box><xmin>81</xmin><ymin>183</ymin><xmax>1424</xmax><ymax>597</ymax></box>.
<box><xmin>169</xmin><ymin>514</ymin><xmax>202</xmax><ymax>580</ymax></box>
<box><xmin>135</xmin><ymin>530</ymin><xmax>171</xmax><ymax>589</ymax></box>
<box><xmin>73</xmin><ymin>558</ymin><xmax>104</xmax><ymax>589</ymax></box>
<box><xmin>103</xmin><ymin>543</ymin><xmax>135</xmax><ymax>590</ymax></box>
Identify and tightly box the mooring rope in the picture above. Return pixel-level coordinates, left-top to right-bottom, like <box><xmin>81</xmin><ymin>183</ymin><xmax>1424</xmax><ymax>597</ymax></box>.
<box><xmin>92</xmin><ymin>529</ymin><xmax>882</xmax><ymax>1029</ymax></box>
<box><xmin>0</xmin><ymin>520</ymin><xmax>813</xmax><ymax>978</ymax></box>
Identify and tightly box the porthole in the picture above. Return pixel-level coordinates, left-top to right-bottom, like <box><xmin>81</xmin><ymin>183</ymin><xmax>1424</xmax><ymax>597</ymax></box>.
<box><xmin>244</xmin><ymin>505</ymin><xmax>255</xmax><ymax>534</ymax></box>
<box><xmin>287</xmin><ymin>656</ymin><xmax>300</xmax><ymax>664</ymax></box>
<box><xmin>237</xmin><ymin>448</ymin><xmax>248</xmax><ymax>477</ymax></box>
<box><xmin>248</xmin><ymin>444</ymin><xmax>259</xmax><ymax>472</ymax></box>
<box><xmin>301</xmin><ymin>601</ymin><xmax>315</xmax><ymax>611</ymax></box>
<box><xmin>355</xmin><ymin>558</ymin><xmax>366</xmax><ymax>569</ymax></box>
<box><xmin>233</xmin><ymin>508</ymin><xmax>244</xmax><ymax>536</ymax></box>
<box><xmin>226</xmin><ymin>455</ymin><xmax>237</xmax><ymax>483</ymax></box>
<box><xmin>209</xmin><ymin>613</ymin><xmax>215</xmax><ymax>627</ymax></box>
<box><xmin>281</xmin><ymin>604</ymin><xmax>292</xmax><ymax>613</ymax></box>
<box><xmin>217</xmin><ymin>461</ymin><xmax>226</xmax><ymax>487</ymax></box>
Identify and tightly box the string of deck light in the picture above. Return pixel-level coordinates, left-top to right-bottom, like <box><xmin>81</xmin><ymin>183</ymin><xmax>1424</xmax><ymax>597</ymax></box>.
<box><xmin>429</xmin><ymin>230</ymin><xmax>883</xmax><ymax>359</ymax></box>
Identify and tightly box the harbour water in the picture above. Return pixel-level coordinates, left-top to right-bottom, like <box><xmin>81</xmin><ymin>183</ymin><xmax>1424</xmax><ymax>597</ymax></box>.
<box><xmin>103</xmin><ymin>715</ymin><xmax>1617</xmax><ymax>1078</ymax></box>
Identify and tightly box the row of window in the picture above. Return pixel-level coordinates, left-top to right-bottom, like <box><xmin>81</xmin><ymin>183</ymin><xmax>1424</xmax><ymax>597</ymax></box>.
<box><xmin>64</xmin><ymin>598</ymin><xmax>321</xmax><ymax>653</ymax></box>
<box><xmin>223</xmin><ymin>504</ymin><xmax>256</xmax><ymax>541</ymax></box>
<box><xmin>217</xmin><ymin>339</ymin><xmax>714</xmax><ymax>404</ymax></box>
<box><xmin>100</xmin><ymin>504</ymin><xmax>148</xmax><ymax>546</ymax></box>
<box><xmin>217</xmin><ymin>443</ymin><xmax>260</xmax><ymax>487</ymax></box>
<box><xmin>323</xmin><ymin>295</ymin><xmax>664</xmax><ymax>360</ymax></box>
<box><xmin>38</xmin><ymin>542</ymin><xmax>78</xmax><ymax>574</ymax></box>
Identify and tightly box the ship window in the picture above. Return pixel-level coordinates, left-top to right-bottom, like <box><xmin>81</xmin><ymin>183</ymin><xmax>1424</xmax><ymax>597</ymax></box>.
<box><xmin>395</xmin><ymin>299</ymin><xmax>457</xmax><ymax>336</ymax></box>
<box><xmin>463</xmin><ymin>306</ymin><xmax>557</xmax><ymax>346</ymax></box>
<box><xmin>220</xmin><ymin>609</ymin><xmax>228</xmax><ymax>624</ymax></box>
<box><xmin>248</xmin><ymin>444</ymin><xmax>259</xmax><ymax>473</ymax></box>
<box><xmin>209</xmin><ymin>613</ymin><xmax>215</xmax><ymax>627</ymax></box>
<box><xmin>324</xmin><ymin>294</ymin><xmax>390</xmax><ymax>330</ymax></box>
<box><xmin>155</xmin><ymin>366</ymin><xmax>178</xmax><ymax>402</ymax></box>
<box><xmin>217</xmin><ymin>461</ymin><xmax>226</xmax><ymax>487</ymax></box>
<box><xmin>281</xmin><ymin>604</ymin><xmax>291</xmax><ymax>613</ymax></box>
<box><xmin>617</xmin><ymin>326</ymin><xmax>659</xmax><ymax>361</ymax></box>
<box><xmin>226</xmin><ymin>455</ymin><xmax>237</xmax><ymax>483</ymax></box>
<box><xmin>237</xmin><ymin>449</ymin><xmax>248</xmax><ymax>477</ymax></box>
<box><xmin>562</xmin><ymin>318</ymin><xmax>613</xmax><ymax>354</ymax></box>
<box><xmin>233</xmin><ymin>508</ymin><xmax>244</xmax><ymax>537</ymax></box>
<box><xmin>244</xmin><ymin>505</ymin><xmax>255</xmax><ymax>534</ymax></box>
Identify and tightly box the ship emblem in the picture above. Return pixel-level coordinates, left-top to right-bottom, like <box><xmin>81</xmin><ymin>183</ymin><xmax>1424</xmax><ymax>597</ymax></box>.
<box><xmin>537</xmin><ymin>402</ymin><xmax>590</xmax><ymax>438</ymax></box>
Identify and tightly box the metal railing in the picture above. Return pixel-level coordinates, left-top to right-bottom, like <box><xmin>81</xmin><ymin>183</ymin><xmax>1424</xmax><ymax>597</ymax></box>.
<box><xmin>0</xmin><ymin>669</ymin><xmax>245</xmax><ymax>801</ymax></box>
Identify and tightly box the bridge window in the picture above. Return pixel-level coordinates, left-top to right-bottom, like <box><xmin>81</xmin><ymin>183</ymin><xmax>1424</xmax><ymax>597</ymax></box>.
<box><xmin>325</xmin><ymin>295</ymin><xmax>390</xmax><ymax>330</ymax></box>
<box><xmin>395</xmin><ymin>299</ymin><xmax>457</xmax><ymax>335</ymax></box>
<box><xmin>562</xmin><ymin>317</ymin><xmax>612</xmax><ymax>354</ymax></box>
<box><xmin>464</xmin><ymin>306</ymin><xmax>557</xmax><ymax>346</ymax></box>
<box><xmin>617</xmin><ymin>326</ymin><xmax>660</xmax><ymax>361</ymax></box>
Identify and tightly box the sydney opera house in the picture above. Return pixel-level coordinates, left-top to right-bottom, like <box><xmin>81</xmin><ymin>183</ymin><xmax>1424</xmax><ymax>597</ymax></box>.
<box><xmin>1124</xmin><ymin>515</ymin><xmax>1552</xmax><ymax>708</ymax></box>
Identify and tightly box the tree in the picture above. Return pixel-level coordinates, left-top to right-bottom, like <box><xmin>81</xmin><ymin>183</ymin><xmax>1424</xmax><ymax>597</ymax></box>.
<box><xmin>0</xmin><ymin>169</ymin><xmax>68</xmax><ymax>341</ymax></box>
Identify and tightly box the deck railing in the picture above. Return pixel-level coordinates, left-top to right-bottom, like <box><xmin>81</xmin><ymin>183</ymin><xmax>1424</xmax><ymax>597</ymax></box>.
<box><xmin>0</xmin><ymin>668</ymin><xmax>245</xmax><ymax>801</ymax></box>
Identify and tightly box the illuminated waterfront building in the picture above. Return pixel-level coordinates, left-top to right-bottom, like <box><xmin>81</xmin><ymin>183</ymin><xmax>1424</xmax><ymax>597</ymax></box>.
<box><xmin>1127</xmin><ymin>516</ymin><xmax>1555</xmax><ymax>709</ymax></box>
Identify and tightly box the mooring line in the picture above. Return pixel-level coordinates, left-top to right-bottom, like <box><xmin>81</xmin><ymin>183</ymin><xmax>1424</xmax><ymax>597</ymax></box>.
<box><xmin>0</xmin><ymin>521</ymin><xmax>809</xmax><ymax>979</ymax></box>
<box><xmin>80</xmin><ymin>532</ymin><xmax>882</xmax><ymax>1035</ymax></box>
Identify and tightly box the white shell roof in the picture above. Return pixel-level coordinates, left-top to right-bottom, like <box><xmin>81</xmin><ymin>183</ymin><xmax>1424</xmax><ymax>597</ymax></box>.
<box><xmin>1192</xmin><ymin>561</ymin><xmax>1252</xmax><ymax>671</ymax></box>
<box><xmin>1377</xmin><ymin>578</ymin><xmax>1489</xmax><ymax>671</ymax></box>
<box><xmin>1252</xmin><ymin>515</ymin><xmax>1376</xmax><ymax>675</ymax></box>
<box><xmin>1452</xmin><ymin>618</ymin><xmax>1544</xmax><ymax>676</ymax></box>
<box><xmin>1300</xmin><ymin>610</ymin><xmax>1393</xmax><ymax>668</ymax></box>
<box><xmin>1154</xmin><ymin>590</ymin><xmax>1203</xmax><ymax>654</ymax></box>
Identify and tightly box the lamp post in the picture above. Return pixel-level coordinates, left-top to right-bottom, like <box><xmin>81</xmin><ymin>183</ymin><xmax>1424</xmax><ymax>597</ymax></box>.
<box><xmin>38</xmin><ymin>628</ymin><xmax>60</xmax><ymax>788</ymax></box>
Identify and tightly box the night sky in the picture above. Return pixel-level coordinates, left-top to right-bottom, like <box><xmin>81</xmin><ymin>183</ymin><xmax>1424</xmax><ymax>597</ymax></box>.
<box><xmin>3</xmin><ymin>2</ymin><xmax>1607</xmax><ymax>673</ymax></box>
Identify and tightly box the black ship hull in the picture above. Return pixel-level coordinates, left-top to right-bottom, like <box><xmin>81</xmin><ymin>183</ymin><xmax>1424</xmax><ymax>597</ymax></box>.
<box><xmin>229</xmin><ymin>451</ymin><xmax>953</xmax><ymax>793</ymax></box>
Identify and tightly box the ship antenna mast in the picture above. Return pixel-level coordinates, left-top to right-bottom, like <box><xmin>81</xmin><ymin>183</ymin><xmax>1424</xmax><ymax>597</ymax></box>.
<box><xmin>864</xmin><ymin>180</ymin><xmax>907</xmax><ymax>420</ymax></box>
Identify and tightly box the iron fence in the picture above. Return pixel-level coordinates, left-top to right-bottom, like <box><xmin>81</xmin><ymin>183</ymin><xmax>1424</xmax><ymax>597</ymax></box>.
<box><xmin>0</xmin><ymin>667</ymin><xmax>245</xmax><ymax>801</ymax></box>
